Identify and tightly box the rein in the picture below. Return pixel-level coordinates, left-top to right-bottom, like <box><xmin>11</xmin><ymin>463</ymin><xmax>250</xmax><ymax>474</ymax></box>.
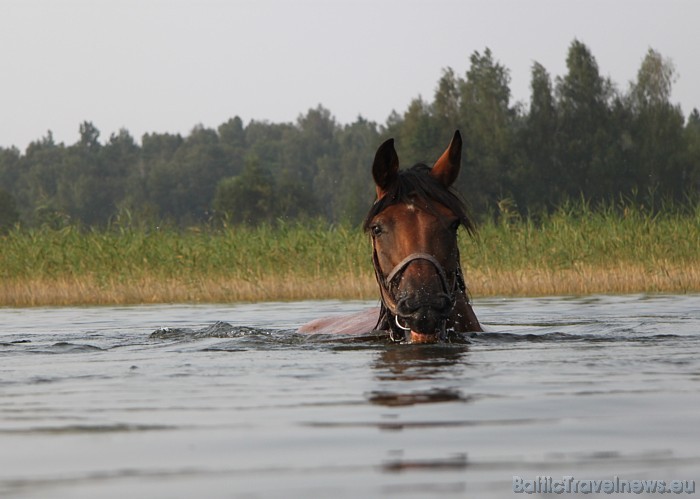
<box><xmin>371</xmin><ymin>243</ymin><xmax>466</xmax><ymax>343</ymax></box>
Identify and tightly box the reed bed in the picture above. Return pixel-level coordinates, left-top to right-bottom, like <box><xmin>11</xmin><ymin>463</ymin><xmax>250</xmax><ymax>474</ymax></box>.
<box><xmin>468</xmin><ymin>203</ymin><xmax>700</xmax><ymax>295</ymax></box>
<box><xmin>1</xmin><ymin>204</ymin><xmax>698</xmax><ymax>306</ymax></box>
<box><xmin>0</xmin><ymin>223</ymin><xmax>377</xmax><ymax>306</ymax></box>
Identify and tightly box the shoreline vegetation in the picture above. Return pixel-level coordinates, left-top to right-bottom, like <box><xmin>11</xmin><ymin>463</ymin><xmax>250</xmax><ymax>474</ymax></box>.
<box><xmin>1</xmin><ymin>204</ymin><xmax>699</xmax><ymax>307</ymax></box>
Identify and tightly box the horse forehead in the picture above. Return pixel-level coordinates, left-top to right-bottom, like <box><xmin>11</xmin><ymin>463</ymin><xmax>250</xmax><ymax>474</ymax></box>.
<box><xmin>380</xmin><ymin>200</ymin><xmax>453</xmax><ymax>222</ymax></box>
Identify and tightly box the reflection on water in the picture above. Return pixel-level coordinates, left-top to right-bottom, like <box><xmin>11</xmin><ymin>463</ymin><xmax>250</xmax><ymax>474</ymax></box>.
<box><xmin>0</xmin><ymin>295</ymin><xmax>699</xmax><ymax>498</ymax></box>
<box><xmin>373</xmin><ymin>344</ymin><xmax>469</xmax><ymax>381</ymax></box>
<box><xmin>367</xmin><ymin>388</ymin><xmax>466</xmax><ymax>407</ymax></box>
<box><xmin>369</xmin><ymin>345</ymin><xmax>470</xmax><ymax>408</ymax></box>
<box><xmin>381</xmin><ymin>452</ymin><xmax>468</xmax><ymax>472</ymax></box>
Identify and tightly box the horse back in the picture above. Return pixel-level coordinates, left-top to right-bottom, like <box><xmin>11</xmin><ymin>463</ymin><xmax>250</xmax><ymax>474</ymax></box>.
<box><xmin>298</xmin><ymin>307</ymin><xmax>380</xmax><ymax>335</ymax></box>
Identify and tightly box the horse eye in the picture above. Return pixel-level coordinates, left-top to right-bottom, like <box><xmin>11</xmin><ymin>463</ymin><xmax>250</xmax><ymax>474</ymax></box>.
<box><xmin>449</xmin><ymin>219</ymin><xmax>460</xmax><ymax>231</ymax></box>
<box><xmin>371</xmin><ymin>224</ymin><xmax>383</xmax><ymax>237</ymax></box>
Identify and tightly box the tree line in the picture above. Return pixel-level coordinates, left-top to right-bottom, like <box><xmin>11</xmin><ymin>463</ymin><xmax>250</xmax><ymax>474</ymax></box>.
<box><xmin>1</xmin><ymin>40</ymin><xmax>699</xmax><ymax>232</ymax></box>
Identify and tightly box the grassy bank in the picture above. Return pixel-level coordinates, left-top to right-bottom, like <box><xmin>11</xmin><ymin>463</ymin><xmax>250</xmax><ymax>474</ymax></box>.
<box><xmin>1</xmin><ymin>205</ymin><xmax>699</xmax><ymax>306</ymax></box>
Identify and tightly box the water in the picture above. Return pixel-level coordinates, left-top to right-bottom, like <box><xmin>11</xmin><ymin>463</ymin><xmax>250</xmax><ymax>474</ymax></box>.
<box><xmin>0</xmin><ymin>295</ymin><xmax>698</xmax><ymax>498</ymax></box>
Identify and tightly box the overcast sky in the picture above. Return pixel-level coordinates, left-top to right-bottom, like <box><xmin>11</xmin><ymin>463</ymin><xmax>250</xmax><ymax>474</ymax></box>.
<box><xmin>2</xmin><ymin>0</ymin><xmax>699</xmax><ymax>150</ymax></box>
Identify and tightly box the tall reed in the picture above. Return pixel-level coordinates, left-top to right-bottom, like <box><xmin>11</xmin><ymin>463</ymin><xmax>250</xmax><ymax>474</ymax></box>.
<box><xmin>1</xmin><ymin>204</ymin><xmax>698</xmax><ymax>306</ymax></box>
<box><xmin>463</xmin><ymin>202</ymin><xmax>700</xmax><ymax>295</ymax></box>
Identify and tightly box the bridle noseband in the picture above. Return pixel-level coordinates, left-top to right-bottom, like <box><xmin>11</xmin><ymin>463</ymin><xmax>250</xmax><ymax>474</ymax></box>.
<box><xmin>372</xmin><ymin>246</ymin><xmax>466</xmax><ymax>343</ymax></box>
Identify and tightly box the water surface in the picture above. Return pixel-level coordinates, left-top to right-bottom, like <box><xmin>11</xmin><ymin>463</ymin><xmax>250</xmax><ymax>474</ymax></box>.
<box><xmin>1</xmin><ymin>295</ymin><xmax>698</xmax><ymax>498</ymax></box>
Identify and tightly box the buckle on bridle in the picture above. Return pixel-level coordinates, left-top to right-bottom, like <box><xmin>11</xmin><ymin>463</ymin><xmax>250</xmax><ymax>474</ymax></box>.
<box><xmin>389</xmin><ymin>328</ymin><xmax>405</xmax><ymax>343</ymax></box>
<box><xmin>388</xmin><ymin>315</ymin><xmax>410</xmax><ymax>343</ymax></box>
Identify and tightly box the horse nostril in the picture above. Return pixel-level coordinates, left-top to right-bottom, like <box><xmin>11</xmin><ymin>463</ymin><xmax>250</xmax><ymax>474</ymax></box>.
<box><xmin>435</xmin><ymin>294</ymin><xmax>452</xmax><ymax>313</ymax></box>
<box><xmin>397</xmin><ymin>294</ymin><xmax>451</xmax><ymax>316</ymax></box>
<box><xmin>426</xmin><ymin>296</ymin><xmax>450</xmax><ymax>316</ymax></box>
<box><xmin>396</xmin><ymin>296</ymin><xmax>418</xmax><ymax>315</ymax></box>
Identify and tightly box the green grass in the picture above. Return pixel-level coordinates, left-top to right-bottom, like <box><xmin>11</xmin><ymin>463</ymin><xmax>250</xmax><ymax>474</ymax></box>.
<box><xmin>1</xmin><ymin>203</ymin><xmax>699</xmax><ymax>306</ymax></box>
<box><xmin>469</xmin><ymin>202</ymin><xmax>700</xmax><ymax>270</ymax></box>
<box><xmin>0</xmin><ymin>222</ymin><xmax>370</xmax><ymax>282</ymax></box>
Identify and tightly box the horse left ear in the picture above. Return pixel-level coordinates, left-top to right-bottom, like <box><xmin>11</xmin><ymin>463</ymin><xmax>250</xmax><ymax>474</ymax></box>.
<box><xmin>372</xmin><ymin>138</ymin><xmax>400</xmax><ymax>199</ymax></box>
<box><xmin>431</xmin><ymin>130</ymin><xmax>462</xmax><ymax>188</ymax></box>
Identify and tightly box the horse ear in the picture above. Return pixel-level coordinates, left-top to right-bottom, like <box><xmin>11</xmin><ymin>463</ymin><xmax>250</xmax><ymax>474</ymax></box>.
<box><xmin>372</xmin><ymin>138</ymin><xmax>399</xmax><ymax>198</ymax></box>
<box><xmin>431</xmin><ymin>130</ymin><xmax>462</xmax><ymax>188</ymax></box>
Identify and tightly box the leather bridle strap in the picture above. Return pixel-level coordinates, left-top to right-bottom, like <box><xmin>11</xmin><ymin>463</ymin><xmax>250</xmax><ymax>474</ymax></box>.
<box><xmin>371</xmin><ymin>243</ymin><xmax>469</xmax><ymax>343</ymax></box>
<box><xmin>384</xmin><ymin>252</ymin><xmax>450</xmax><ymax>292</ymax></box>
<box><xmin>372</xmin><ymin>247</ymin><xmax>459</xmax><ymax>317</ymax></box>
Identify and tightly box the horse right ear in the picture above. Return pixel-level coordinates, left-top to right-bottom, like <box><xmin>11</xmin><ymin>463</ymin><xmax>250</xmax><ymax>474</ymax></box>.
<box><xmin>431</xmin><ymin>130</ymin><xmax>462</xmax><ymax>188</ymax></box>
<box><xmin>372</xmin><ymin>138</ymin><xmax>400</xmax><ymax>198</ymax></box>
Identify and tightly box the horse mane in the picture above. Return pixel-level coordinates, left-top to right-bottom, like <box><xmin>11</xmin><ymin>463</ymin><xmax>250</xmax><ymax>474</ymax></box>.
<box><xmin>362</xmin><ymin>164</ymin><xmax>475</xmax><ymax>235</ymax></box>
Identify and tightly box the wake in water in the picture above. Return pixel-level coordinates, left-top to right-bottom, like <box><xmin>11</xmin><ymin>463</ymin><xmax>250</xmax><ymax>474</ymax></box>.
<box><xmin>1</xmin><ymin>321</ymin><xmax>693</xmax><ymax>358</ymax></box>
<box><xmin>147</xmin><ymin>319</ymin><xmax>695</xmax><ymax>349</ymax></box>
<box><xmin>150</xmin><ymin>321</ymin><xmax>283</xmax><ymax>340</ymax></box>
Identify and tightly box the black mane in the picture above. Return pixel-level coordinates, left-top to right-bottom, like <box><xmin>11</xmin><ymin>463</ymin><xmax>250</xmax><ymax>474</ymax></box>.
<box><xmin>362</xmin><ymin>163</ymin><xmax>474</xmax><ymax>235</ymax></box>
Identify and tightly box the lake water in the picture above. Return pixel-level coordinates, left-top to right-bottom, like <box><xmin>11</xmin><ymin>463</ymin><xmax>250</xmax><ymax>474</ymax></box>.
<box><xmin>0</xmin><ymin>295</ymin><xmax>698</xmax><ymax>498</ymax></box>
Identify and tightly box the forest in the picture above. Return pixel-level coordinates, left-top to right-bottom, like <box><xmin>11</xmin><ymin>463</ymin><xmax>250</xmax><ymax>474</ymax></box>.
<box><xmin>1</xmin><ymin>40</ymin><xmax>699</xmax><ymax>232</ymax></box>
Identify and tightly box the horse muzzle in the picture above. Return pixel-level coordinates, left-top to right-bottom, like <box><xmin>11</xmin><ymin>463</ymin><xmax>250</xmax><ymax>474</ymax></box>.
<box><xmin>395</xmin><ymin>294</ymin><xmax>452</xmax><ymax>343</ymax></box>
<box><xmin>375</xmin><ymin>252</ymin><xmax>460</xmax><ymax>344</ymax></box>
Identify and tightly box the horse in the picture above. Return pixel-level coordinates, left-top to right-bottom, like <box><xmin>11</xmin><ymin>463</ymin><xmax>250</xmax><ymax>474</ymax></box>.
<box><xmin>299</xmin><ymin>130</ymin><xmax>482</xmax><ymax>343</ymax></box>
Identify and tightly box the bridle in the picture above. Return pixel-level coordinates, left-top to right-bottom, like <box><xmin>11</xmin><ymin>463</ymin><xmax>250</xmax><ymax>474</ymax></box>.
<box><xmin>371</xmin><ymin>242</ymin><xmax>466</xmax><ymax>343</ymax></box>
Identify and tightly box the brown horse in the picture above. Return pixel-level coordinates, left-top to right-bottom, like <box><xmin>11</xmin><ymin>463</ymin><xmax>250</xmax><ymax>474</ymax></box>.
<box><xmin>299</xmin><ymin>131</ymin><xmax>481</xmax><ymax>343</ymax></box>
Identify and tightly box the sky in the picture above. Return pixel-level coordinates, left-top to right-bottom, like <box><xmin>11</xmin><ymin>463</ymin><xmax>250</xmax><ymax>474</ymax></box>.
<box><xmin>2</xmin><ymin>0</ymin><xmax>699</xmax><ymax>151</ymax></box>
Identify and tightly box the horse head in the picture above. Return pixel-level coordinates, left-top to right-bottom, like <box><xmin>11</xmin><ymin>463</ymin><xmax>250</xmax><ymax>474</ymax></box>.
<box><xmin>365</xmin><ymin>131</ymin><xmax>481</xmax><ymax>343</ymax></box>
